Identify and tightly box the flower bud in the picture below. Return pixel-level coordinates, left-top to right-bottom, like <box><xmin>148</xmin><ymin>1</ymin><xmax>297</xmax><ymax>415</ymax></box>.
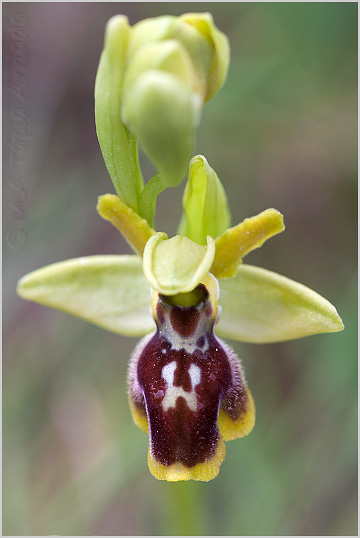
<box><xmin>122</xmin><ymin>40</ymin><xmax>195</xmax><ymax>96</ymax></box>
<box><xmin>121</xmin><ymin>13</ymin><xmax>230</xmax><ymax>187</ymax></box>
<box><xmin>95</xmin><ymin>12</ymin><xmax>230</xmax><ymax>210</ymax></box>
<box><xmin>122</xmin><ymin>70</ymin><xmax>200</xmax><ymax>187</ymax></box>
<box><xmin>178</xmin><ymin>12</ymin><xmax>230</xmax><ymax>102</ymax></box>
<box><xmin>126</xmin><ymin>12</ymin><xmax>229</xmax><ymax>104</ymax></box>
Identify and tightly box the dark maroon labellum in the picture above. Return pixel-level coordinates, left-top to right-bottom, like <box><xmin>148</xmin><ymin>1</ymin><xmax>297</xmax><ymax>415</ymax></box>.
<box><xmin>128</xmin><ymin>282</ymin><xmax>252</xmax><ymax>477</ymax></box>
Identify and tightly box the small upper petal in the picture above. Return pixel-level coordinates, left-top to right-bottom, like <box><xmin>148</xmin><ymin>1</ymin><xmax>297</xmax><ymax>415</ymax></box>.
<box><xmin>211</xmin><ymin>208</ymin><xmax>285</xmax><ymax>278</ymax></box>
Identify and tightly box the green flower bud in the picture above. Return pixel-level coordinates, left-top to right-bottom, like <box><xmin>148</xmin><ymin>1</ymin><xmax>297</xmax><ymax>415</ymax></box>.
<box><xmin>121</xmin><ymin>13</ymin><xmax>230</xmax><ymax>187</ymax></box>
<box><xmin>126</xmin><ymin>12</ymin><xmax>230</xmax><ymax>104</ymax></box>
<box><xmin>170</xmin><ymin>17</ymin><xmax>213</xmax><ymax>103</ymax></box>
<box><xmin>123</xmin><ymin>40</ymin><xmax>196</xmax><ymax>96</ymax></box>
<box><xmin>178</xmin><ymin>12</ymin><xmax>230</xmax><ymax>102</ymax></box>
<box><xmin>122</xmin><ymin>70</ymin><xmax>199</xmax><ymax>187</ymax></box>
<box><xmin>95</xmin><ymin>12</ymin><xmax>230</xmax><ymax>214</ymax></box>
<box><xmin>125</xmin><ymin>16</ymin><xmax>177</xmax><ymax>58</ymax></box>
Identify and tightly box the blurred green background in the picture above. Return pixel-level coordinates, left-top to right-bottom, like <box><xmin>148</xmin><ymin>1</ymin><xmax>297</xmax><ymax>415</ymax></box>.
<box><xmin>3</xmin><ymin>2</ymin><xmax>357</xmax><ymax>535</ymax></box>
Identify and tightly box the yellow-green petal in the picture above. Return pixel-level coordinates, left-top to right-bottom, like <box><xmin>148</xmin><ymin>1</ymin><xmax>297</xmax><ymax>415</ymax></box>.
<box><xmin>178</xmin><ymin>154</ymin><xmax>231</xmax><ymax>245</ymax></box>
<box><xmin>17</xmin><ymin>256</ymin><xmax>154</xmax><ymax>337</ymax></box>
<box><xmin>97</xmin><ymin>194</ymin><xmax>155</xmax><ymax>257</ymax></box>
<box><xmin>216</xmin><ymin>264</ymin><xmax>344</xmax><ymax>343</ymax></box>
<box><xmin>211</xmin><ymin>209</ymin><xmax>285</xmax><ymax>278</ymax></box>
<box><xmin>143</xmin><ymin>232</ymin><xmax>215</xmax><ymax>295</ymax></box>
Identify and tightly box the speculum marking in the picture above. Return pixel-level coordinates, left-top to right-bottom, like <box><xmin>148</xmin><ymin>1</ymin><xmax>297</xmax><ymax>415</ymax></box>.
<box><xmin>161</xmin><ymin>361</ymin><xmax>201</xmax><ymax>412</ymax></box>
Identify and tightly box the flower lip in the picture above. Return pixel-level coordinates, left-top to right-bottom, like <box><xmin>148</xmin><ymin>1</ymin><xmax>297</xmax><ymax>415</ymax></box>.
<box><xmin>128</xmin><ymin>275</ymin><xmax>255</xmax><ymax>481</ymax></box>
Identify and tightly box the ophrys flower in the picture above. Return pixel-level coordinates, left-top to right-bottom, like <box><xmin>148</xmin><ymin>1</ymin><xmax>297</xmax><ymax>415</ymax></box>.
<box><xmin>17</xmin><ymin>156</ymin><xmax>343</xmax><ymax>481</ymax></box>
<box><xmin>16</xmin><ymin>13</ymin><xmax>343</xmax><ymax>481</ymax></box>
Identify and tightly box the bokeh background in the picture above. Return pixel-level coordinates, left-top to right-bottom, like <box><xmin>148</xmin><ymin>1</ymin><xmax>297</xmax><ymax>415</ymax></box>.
<box><xmin>3</xmin><ymin>2</ymin><xmax>357</xmax><ymax>536</ymax></box>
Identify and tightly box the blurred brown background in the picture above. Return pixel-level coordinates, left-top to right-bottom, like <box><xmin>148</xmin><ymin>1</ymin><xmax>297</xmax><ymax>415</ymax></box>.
<box><xmin>3</xmin><ymin>2</ymin><xmax>357</xmax><ymax>535</ymax></box>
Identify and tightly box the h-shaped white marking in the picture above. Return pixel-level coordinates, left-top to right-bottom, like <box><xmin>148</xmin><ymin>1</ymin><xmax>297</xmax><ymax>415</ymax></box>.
<box><xmin>161</xmin><ymin>361</ymin><xmax>201</xmax><ymax>412</ymax></box>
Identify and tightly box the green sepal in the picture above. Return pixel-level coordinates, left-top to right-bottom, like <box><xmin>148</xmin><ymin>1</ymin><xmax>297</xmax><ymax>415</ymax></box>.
<box><xmin>95</xmin><ymin>15</ymin><xmax>144</xmax><ymax>213</ymax></box>
<box><xmin>17</xmin><ymin>256</ymin><xmax>154</xmax><ymax>337</ymax></box>
<box><xmin>216</xmin><ymin>264</ymin><xmax>344</xmax><ymax>343</ymax></box>
<box><xmin>142</xmin><ymin>232</ymin><xmax>215</xmax><ymax>295</ymax></box>
<box><xmin>178</xmin><ymin>154</ymin><xmax>231</xmax><ymax>244</ymax></box>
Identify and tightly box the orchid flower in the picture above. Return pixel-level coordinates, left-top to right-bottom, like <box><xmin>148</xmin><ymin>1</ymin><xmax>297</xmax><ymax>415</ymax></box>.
<box><xmin>17</xmin><ymin>13</ymin><xmax>343</xmax><ymax>482</ymax></box>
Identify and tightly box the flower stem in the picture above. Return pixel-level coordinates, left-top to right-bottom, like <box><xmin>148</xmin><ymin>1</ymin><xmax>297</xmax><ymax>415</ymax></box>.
<box><xmin>139</xmin><ymin>172</ymin><xmax>167</xmax><ymax>227</ymax></box>
<box><xmin>160</xmin><ymin>481</ymin><xmax>206</xmax><ymax>535</ymax></box>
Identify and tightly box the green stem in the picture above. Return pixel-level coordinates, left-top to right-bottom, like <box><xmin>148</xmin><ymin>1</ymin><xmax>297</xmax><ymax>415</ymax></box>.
<box><xmin>126</xmin><ymin>128</ymin><xmax>144</xmax><ymax>206</ymax></box>
<box><xmin>160</xmin><ymin>482</ymin><xmax>206</xmax><ymax>536</ymax></box>
<box><xmin>139</xmin><ymin>173</ymin><xmax>167</xmax><ymax>228</ymax></box>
